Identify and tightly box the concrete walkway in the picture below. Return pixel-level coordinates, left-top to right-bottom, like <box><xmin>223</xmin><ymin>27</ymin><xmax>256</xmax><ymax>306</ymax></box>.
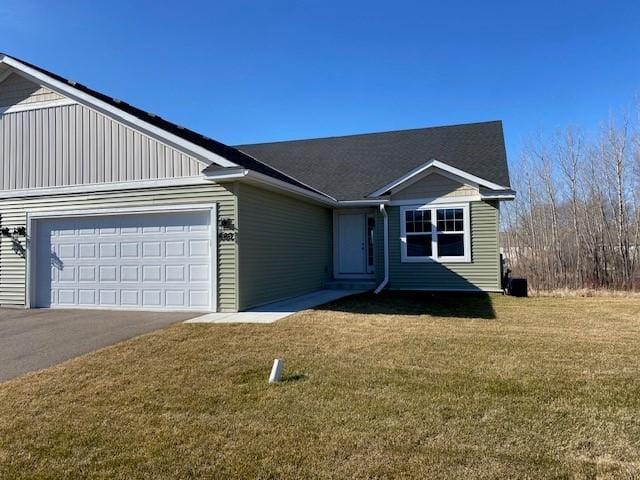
<box><xmin>185</xmin><ymin>289</ymin><xmax>364</xmax><ymax>324</ymax></box>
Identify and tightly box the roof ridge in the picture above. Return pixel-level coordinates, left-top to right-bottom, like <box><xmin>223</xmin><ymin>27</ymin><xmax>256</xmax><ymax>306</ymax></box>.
<box><xmin>234</xmin><ymin>120</ymin><xmax>503</xmax><ymax>147</ymax></box>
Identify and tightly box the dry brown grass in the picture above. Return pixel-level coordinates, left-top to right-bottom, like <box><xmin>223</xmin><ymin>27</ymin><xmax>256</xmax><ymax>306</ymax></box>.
<box><xmin>1</xmin><ymin>292</ymin><xmax>640</xmax><ymax>479</ymax></box>
<box><xmin>531</xmin><ymin>288</ymin><xmax>640</xmax><ymax>298</ymax></box>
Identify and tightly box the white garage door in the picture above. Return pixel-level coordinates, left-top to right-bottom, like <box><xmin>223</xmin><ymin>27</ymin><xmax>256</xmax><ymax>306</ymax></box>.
<box><xmin>34</xmin><ymin>211</ymin><xmax>214</xmax><ymax>311</ymax></box>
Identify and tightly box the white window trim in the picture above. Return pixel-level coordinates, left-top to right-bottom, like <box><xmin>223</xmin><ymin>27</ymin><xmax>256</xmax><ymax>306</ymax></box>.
<box><xmin>400</xmin><ymin>203</ymin><xmax>471</xmax><ymax>263</ymax></box>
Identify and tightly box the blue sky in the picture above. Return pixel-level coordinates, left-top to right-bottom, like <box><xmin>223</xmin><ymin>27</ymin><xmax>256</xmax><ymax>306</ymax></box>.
<box><xmin>2</xmin><ymin>0</ymin><xmax>639</xmax><ymax>169</ymax></box>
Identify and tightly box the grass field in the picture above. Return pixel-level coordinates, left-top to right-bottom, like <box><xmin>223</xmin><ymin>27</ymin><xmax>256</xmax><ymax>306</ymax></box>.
<box><xmin>1</xmin><ymin>293</ymin><xmax>640</xmax><ymax>479</ymax></box>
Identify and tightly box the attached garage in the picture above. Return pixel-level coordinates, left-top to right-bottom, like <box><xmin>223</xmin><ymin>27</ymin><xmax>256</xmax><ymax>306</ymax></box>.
<box><xmin>0</xmin><ymin>53</ymin><xmax>335</xmax><ymax>314</ymax></box>
<box><xmin>27</xmin><ymin>206</ymin><xmax>216</xmax><ymax>311</ymax></box>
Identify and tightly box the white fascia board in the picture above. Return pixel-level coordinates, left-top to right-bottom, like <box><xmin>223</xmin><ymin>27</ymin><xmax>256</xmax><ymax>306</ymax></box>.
<box><xmin>429</xmin><ymin>160</ymin><xmax>509</xmax><ymax>190</ymax></box>
<box><xmin>202</xmin><ymin>168</ymin><xmax>248</xmax><ymax>181</ymax></box>
<box><xmin>368</xmin><ymin>159</ymin><xmax>510</xmax><ymax>197</ymax></box>
<box><xmin>0</xmin><ymin>55</ymin><xmax>237</xmax><ymax>168</ymax></box>
<box><xmin>207</xmin><ymin>169</ymin><xmax>397</xmax><ymax>208</ymax></box>
<box><xmin>0</xmin><ymin>176</ymin><xmax>210</xmax><ymax>199</ymax></box>
<box><xmin>204</xmin><ymin>168</ymin><xmax>338</xmax><ymax>206</ymax></box>
<box><xmin>337</xmin><ymin>199</ymin><xmax>390</xmax><ymax>207</ymax></box>
<box><xmin>244</xmin><ymin>171</ymin><xmax>338</xmax><ymax>206</ymax></box>
<box><xmin>480</xmin><ymin>192</ymin><xmax>516</xmax><ymax>200</ymax></box>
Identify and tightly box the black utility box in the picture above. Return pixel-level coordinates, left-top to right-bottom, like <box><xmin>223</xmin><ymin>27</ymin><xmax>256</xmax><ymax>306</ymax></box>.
<box><xmin>508</xmin><ymin>278</ymin><xmax>528</xmax><ymax>297</ymax></box>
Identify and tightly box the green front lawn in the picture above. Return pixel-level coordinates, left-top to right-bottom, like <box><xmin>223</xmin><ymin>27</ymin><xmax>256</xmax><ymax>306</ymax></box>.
<box><xmin>1</xmin><ymin>293</ymin><xmax>640</xmax><ymax>479</ymax></box>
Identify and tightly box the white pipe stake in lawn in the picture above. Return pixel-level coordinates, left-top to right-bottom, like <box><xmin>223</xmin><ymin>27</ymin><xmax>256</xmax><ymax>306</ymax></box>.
<box><xmin>269</xmin><ymin>358</ymin><xmax>283</xmax><ymax>384</ymax></box>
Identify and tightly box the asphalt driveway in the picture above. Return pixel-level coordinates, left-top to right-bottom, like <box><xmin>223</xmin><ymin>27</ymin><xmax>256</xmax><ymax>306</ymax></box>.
<box><xmin>0</xmin><ymin>308</ymin><xmax>200</xmax><ymax>382</ymax></box>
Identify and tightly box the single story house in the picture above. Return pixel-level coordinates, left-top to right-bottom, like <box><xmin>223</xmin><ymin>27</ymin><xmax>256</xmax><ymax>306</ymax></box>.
<box><xmin>0</xmin><ymin>53</ymin><xmax>514</xmax><ymax>312</ymax></box>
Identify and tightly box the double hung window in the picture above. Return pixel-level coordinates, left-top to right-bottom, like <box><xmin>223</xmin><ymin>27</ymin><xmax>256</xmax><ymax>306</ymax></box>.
<box><xmin>401</xmin><ymin>204</ymin><xmax>470</xmax><ymax>262</ymax></box>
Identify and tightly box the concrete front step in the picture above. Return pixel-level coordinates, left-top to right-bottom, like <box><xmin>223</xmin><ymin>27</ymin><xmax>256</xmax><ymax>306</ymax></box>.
<box><xmin>325</xmin><ymin>280</ymin><xmax>376</xmax><ymax>291</ymax></box>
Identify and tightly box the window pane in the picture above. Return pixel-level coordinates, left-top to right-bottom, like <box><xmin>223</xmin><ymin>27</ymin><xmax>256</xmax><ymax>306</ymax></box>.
<box><xmin>438</xmin><ymin>233</ymin><xmax>464</xmax><ymax>257</ymax></box>
<box><xmin>421</xmin><ymin>210</ymin><xmax>432</xmax><ymax>233</ymax></box>
<box><xmin>367</xmin><ymin>217</ymin><xmax>375</xmax><ymax>266</ymax></box>
<box><xmin>437</xmin><ymin>208</ymin><xmax>463</xmax><ymax>232</ymax></box>
<box><xmin>405</xmin><ymin>209</ymin><xmax>431</xmax><ymax>233</ymax></box>
<box><xmin>407</xmin><ymin>234</ymin><xmax>432</xmax><ymax>257</ymax></box>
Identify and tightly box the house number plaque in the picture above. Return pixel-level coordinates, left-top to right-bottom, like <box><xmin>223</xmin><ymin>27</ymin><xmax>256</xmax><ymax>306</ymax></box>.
<box><xmin>218</xmin><ymin>232</ymin><xmax>235</xmax><ymax>242</ymax></box>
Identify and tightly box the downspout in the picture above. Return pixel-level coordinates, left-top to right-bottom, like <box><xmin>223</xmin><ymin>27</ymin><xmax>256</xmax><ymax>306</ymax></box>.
<box><xmin>374</xmin><ymin>203</ymin><xmax>389</xmax><ymax>294</ymax></box>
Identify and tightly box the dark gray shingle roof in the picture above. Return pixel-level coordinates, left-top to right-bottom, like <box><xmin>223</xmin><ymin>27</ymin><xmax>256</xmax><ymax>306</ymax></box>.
<box><xmin>3</xmin><ymin>54</ymin><xmax>510</xmax><ymax>202</ymax></box>
<box><xmin>234</xmin><ymin>121</ymin><xmax>510</xmax><ymax>201</ymax></box>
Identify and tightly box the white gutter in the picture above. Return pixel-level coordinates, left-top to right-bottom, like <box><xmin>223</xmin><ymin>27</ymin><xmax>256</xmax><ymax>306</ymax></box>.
<box><xmin>374</xmin><ymin>203</ymin><xmax>389</xmax><ymax>294</ymax></box>
<box><xmin>204</xmin><ymin>168</ymin><xmax>338</xmax><ymax>206</ymax></box>
<box><xmin>204</xmin><ymin>168</ymin><xmax>247</xmax><ymax>181</ymax></box>
<box><xmin>337</xmin><ymin>199</ymin><xmax>388</xmax><ymax>205</ymax></box>
<box><xmin>245</xmin><ymin>170</ymin><xmax>338</xmax><ymax>205</ymax></box>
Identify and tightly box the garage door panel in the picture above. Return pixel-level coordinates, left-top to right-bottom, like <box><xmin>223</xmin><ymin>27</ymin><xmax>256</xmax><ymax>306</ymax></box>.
<box><xmin>35</xmin><ymin>211</ymin><xmax>213</xmax><ymax>311</ymax></box>
<box><xmin>120</xmin><ymin>265</ymin><xmax>138</xmax><ymax>282</ymax></box>
<box><xmin>143</xmin><ymin>290</ymin><xmax>162</xmax><ymax>307</ymax></box>
<box><xmin>100</xmin><ymin>290</ymin><xmax>118</xmax><ymax>305</ymax></box>
<box><xmin>99</xmin><ymin>243</ymin><xmax>117</xmax><ymax>258</ymax></box>
<box><xmin>78</xmin><ymin>289</ymin><xmax>96</xmax><ymax>305</ymax></box>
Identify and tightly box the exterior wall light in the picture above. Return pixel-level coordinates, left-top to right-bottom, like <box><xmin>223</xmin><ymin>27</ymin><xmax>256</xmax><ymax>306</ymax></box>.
<box><xmin>219</xmin><ymin>218</ymin><xmax>234</xmax><ymax>230</ymax></box>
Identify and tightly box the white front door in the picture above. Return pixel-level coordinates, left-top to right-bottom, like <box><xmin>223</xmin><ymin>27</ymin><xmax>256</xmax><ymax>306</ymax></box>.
<box><xmin>338</xmin><ymin>213</ymin><xmax>367</xmax><ymax>274</ymax></box>
<box><xmin>33</xmin><ymin>211</ymin><xmax>214</xmax><ymax>311</ymax></box>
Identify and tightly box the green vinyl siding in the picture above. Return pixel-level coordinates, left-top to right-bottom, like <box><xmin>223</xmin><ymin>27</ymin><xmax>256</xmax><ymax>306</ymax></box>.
<box><xmin>375</xmin><ymin>201</ymin><xmax>501</xmax><ymax>291</ymax></box>
<box><xmin>0</xmin><ymin>183</ymin><xmax>238</xmax><ymax>311</ymax></box>
<box><xmin>237</xmin><ymin>183</ymin><xmax>332</xmax><ymax>310</ymax></box>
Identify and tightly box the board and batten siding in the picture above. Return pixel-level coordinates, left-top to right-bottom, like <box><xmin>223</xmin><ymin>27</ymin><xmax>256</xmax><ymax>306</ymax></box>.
<box><xmin>0</xmin><ymin>184</ymin><xmax>238</xmax><ymax>311</ymax></box>
<box><xmin>375</xmin><ymin>201</ymin><xmax>501</xmax><ymax>291</ymax></box>
<box><xmin>237</xmin><ymin>183</ymin><xmax>332</xmax><ymax>310</ymax></box>
<box><xmin>0</xmin><ymin>101</ymin><xmax>203</xmax><ymax>191</ymax></box>
<box><xmin>0</xmin><ymin>73</ymin><xmax>63</xmax><ymax>109</ymax></box>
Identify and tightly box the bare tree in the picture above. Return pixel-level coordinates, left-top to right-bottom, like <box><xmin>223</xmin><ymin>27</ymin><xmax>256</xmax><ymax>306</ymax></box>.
<box><xmin>503</xmin><ymin>101</ymin><xmax>640</xmax><ymax>292</ymax></box>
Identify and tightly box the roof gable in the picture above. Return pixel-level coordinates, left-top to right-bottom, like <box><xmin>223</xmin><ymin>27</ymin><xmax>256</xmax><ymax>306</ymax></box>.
<box><xmin>0</xmin><ymin>54</ymin><xmax>233</xmax><ymax>168</ymax></box>
<box><xmin>389</xmin><ymin>171</ymin><xmax>478</xmax><ymax>201</ymax></box>
<box><xmin>369</xmin><ymin>159</ymin><xmax>510</xmax><ymax>198</ymax></box>
<box><xmin>0</xmin><ymin>53</ymin><xmax>317</xmax><ymax>195</ymax></box>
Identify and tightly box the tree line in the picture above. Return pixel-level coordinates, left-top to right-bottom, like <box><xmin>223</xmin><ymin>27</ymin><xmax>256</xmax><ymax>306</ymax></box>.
<box><xmin>502</xmin><ymin>102</ymin><xmax>640</xmax><ymax>291</ymax></box>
